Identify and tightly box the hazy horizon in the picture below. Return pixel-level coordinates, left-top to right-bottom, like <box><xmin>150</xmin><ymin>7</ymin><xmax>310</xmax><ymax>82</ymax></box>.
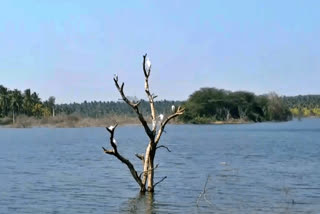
<box><xmin>1</xmin><ymin>1</ymin><xmax>319</xmax><ymax>103</ymax></box>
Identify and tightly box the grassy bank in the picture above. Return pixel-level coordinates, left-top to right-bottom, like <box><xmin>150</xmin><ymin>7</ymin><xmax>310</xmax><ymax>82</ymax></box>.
<box><xmin>210</xmin><ymin>119</ymin><xmax>250</xmax><ymax>124</ymax></box>
<box><xmin>0</xmin><ymin>115</ymin><xmax>143</xmax><ymax>128</ymax></box>
<box><xmin>0</xmin><ymin>114</ymin><xmax>251</xmax><ymax>128</ymax></box>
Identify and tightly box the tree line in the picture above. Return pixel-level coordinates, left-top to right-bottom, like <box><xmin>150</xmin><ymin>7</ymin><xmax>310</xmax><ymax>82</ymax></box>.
<box><xmin>0</xmin><ymin>85</ymin><xmax>181</xmax><ymax>122</ymax></box>
<box><xmin>283</xmin><ymin>95</ymin><xmax>320</xmax><ymax>117</ymax></box>
<box><xmin>55</xmin><ymin>99</ymin><xmax>182</xmax><ymax>118</ymax></box>
<box><xmin>1</xmin><ymin>85</ymin><xmax>318</xmax><ymax>124</ymax></box>
<box><xmin>180</xmin><ymin>88</ymin><xmax>292</xmax><ymax>123</ymax></box>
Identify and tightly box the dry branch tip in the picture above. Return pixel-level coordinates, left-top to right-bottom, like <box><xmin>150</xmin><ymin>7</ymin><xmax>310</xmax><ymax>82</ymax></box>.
<box><xmin>153</xmin><ymin>176</ymin><xmax>167</xmax><ymax>188</ymax></box>
<box><xmin>156</xmin><ymin>145</ymin><xmax>171</xmax><ymax>152</ymax></box>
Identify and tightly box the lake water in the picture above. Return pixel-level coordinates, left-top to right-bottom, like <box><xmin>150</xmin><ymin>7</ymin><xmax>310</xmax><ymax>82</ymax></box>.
<box><xmin>0</xmin><ymin>118</ymin><xmax>320</xmax><ymax>213</ymax></box>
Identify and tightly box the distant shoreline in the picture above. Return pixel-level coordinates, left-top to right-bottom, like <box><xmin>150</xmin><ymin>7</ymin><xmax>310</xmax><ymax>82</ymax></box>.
<box><xmin>210</xmin><ymin>120</ymin><xmax>251</xmax><ymax>125</ymax></box>
<box><xmin>1</xmin><ymin>115</ymin><xmax>317</xmax><ymax>128</ymax></box>
<box><xmin>0</xmin><ymin>115</ymin><xmax>252</xmax><ymax>128</ymax></box>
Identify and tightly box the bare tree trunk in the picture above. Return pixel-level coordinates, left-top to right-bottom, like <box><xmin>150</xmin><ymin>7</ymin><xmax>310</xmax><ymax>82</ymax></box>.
<box><xmin>147</xmin><ymin>147</ymin><xmax>156</xmax><ymax>192</ymax></box>
<box><xmin>12</xmin><ymin>110</ymin><xmax>15</xmax><ymax>124</ymax></box>
<box><xmin>142</xmin><ymin>143</ymin><xmax>152</xmax><ymax>187</ymax></box>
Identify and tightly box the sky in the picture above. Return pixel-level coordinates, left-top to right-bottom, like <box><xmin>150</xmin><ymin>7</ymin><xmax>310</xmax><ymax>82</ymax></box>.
<box><xmin>0</xmin><ymin>0</ymin><xmax>319</xmax><ymax>103</ymax></box>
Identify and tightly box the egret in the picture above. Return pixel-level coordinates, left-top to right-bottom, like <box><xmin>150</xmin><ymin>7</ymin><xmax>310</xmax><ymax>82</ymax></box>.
<box><xmin>112</xmin><ymin>138</ymin><xmax>117</xmax><ymax>146</ymax></box>
<box><xmin>171</xmin><ymin>105</ymin><xmax>176</xmax><ymax>113</ymax></box>
<box><xmin>145</xmin><ymin>58</ymin><xmax>151</xmax><ymax>71</ymax></box>
<box><xmin>158</xmin><ymin>114</ymin><xmax>164</xmax><ymax>122</ymax></box>
<box><xmin>152</xmin><ymin>120</ymin><xmax>156</xmax><ymax>130</ymax></box>
<box><xmin>108</xmin><ymin>125</ymin><xmax>115</xmax><ymax>131</ymax></box>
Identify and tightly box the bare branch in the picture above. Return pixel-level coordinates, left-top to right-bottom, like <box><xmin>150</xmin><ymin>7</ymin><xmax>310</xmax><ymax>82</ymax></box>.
<box><xmin>102</xmin><ymin>146</ymin><xmax>114</xmax><ymax>155</ymax></box>
<box><xmin>139</xmin><ymin>163</ymin><xmax>159</xmax><ymax>178</ymax></box>
<box><xmin>151</xmin><ymin>93</ymin><xmax>158</xmax><ymax>100</ymax></box>
<box><xmin>113</xmin><ymin>76</ymin><xmax>154</xmax><ymax>139</ymax></box>
<box><xmin>196</xmin><ymin>175</ymin><xmax>214</xmax><ymax>207</ymax></box>
<box><xmin>106</xmin><ymin>123</ymin><xmax>118</xmax><ymax>133</ymax></box>
<box><xmin>133</xmin><ymin>101</ymin><xmax>141</xmax><ymax>108</ymax></box>
<box><xmin>143</xmin><ymin>54</ymin><xmax>157</xmax><ymax>132</ymax></box>
<box><xmin>156</xmin><ymin>145</ymin><xmax>171</xmax><ymax>152</ymax></box>
<box><xmin>155</xmin><ymin>106</ymin><xmax>185</xmax><ymax>143</ymax></box>
<box><xmin>135</xmin><ymin>153</ymin><xmax>145</xmax><ymax>161</ymax></box>
<box><xmin>142</xmin><ymin>53</ymin><xmax>150</xmax><ymax>77</ymax></box>
<box><xmin>153</xmin><ymin>176</ymin><xmax>167</xmax><ymax>188</ymax></box>
<box><xmin>104</xmin><ymin>123</ymin><xmax>119</xmax><ymax>152</ymax></box>
<box><xmin>135</xmin><ymin>153</ymin><xmax>145</xmax><ymax>166</ymax></box>
<box><xmin>102</xmin><ymin>124</ymin><xmax>144</xmax><ymax>189</ymax></box>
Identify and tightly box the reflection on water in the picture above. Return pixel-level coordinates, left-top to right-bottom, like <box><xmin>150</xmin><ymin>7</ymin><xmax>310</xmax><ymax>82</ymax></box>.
<box><xmin>121</xmin><ymin>192</ymin><xmax>154</xmax><ymax>214</ymax></box>
<box><xmin>0</xmin><ymin>118</ymin><xmax>320</xmax><ymax>213</ymax></box>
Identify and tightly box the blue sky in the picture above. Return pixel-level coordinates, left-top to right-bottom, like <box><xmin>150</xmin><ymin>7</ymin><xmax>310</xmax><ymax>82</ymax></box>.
<box><xmin>0</xmin><ymin>0</ymin><xmax>319</xmax><ymax>103</ymax></box>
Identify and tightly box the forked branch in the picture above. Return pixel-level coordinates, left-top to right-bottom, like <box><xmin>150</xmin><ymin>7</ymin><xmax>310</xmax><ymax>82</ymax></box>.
<box><xmin>113</xmin><ymin>77</ymin><xmax>153</xmax><ymax>139</ymax></box>
<box><xmin>196</xmin><ymin>175</ymin><xmax>215</xmax><ymax>208</ymax></box>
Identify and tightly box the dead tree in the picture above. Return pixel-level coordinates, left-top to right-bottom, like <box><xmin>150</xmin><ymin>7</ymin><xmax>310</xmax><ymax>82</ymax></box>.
<box><xmin>102</xmin><ymin>54</ymin><xmax>184</xmax><ymax>192</ymax></box>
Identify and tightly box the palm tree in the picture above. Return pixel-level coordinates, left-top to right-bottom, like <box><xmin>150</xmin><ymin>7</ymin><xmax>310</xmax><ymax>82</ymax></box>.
<box><xmin>9</xmin><ymin>89</ymin><xmax>23</xmax><ymax>123</ymax></box>
<box><xmin>23</xmin><ymin>89</ymin><xmax>32</xmax><ymax>116</ymax></box>
<box><xmin>48</xmin><ymin>96</ymin><xmax>56</xmax><ymax>117</ymax></box>
<box><xmin>0</xmin><ymin>85</ymin><xmax>9</xmax><ymax>117</ymax></box>
<box><xmin>31</xmin><ymin>92</ymin><xmax>41</xmax><ymax>104</ymax></box>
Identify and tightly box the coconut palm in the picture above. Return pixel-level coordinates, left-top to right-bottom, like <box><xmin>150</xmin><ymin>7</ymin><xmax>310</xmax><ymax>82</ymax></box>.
<box><xmin>23</xmin><ymin>89</ymin><xmax>33</xmax><ymax>116</ymax></box>
<box><xmin>0</xmin><ymin>85</ymin><xmax>9</xmax><ymax>117</ymax></box>
<box><xmin>48</xmin><ymin>96</ymin><xmax>56</xmax><ymax>117</ymax></box>
<box><xmin>9</xmin><ymin>89</ymin><xmax>23</xmax><ymax>123</ymax></box>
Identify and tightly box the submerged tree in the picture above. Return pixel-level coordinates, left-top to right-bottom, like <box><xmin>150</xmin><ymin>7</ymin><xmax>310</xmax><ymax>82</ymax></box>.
<box><xmin>102</xmin><ymin>54</ymin><xmax>185</xmax><ymax>192</ymax></box>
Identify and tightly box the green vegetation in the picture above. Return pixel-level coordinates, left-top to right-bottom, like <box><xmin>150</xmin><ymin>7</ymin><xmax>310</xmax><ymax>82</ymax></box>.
<box><xmin>283</xmin><ymin>95</ymin><xmax>320</xmax><ymax>117</ymax></box>
<box><xmin>0</xmin><ymin>85</ymin><xmax>55</xmax><ymax>122</ymax></box>
<box><xmin>180</xmin><ymin>88</ymin><xmax>292</xmax><ymax>124</ymax></box>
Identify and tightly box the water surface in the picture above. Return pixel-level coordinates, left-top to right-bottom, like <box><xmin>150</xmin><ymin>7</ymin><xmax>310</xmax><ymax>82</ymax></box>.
<box><xmin>1</xmin><ymin>118</ymin><xmax>319</xmax><ymax>213</ymax></box>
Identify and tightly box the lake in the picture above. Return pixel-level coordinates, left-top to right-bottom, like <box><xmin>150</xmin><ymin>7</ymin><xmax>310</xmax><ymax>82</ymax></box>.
<box><xmin>1</xmin><ymin>118</ymin><xmax>320</xmax><ymax>213</ymax></box>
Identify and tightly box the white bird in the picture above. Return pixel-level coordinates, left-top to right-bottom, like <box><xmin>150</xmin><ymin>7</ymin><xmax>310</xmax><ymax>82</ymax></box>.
<box><xmin>152</xmin><ymin>120</ymin><xmax>156</xmax><ymax>130</ymax></box>
<box><xmin>145</xmin><ymin>58</ymin><xmax>151</xmax><ymax>71</ymax></box>
<box><xmin>158</xmin><ymin>114</ymin><xmax>164</xmax><ymax>122</ymax></box>
<box><xmin>108</xmin><ymin>125</ymin><xmax>115</xmax><ymax>131</ymax></box>
<box><xmin>171</xmin><ymin>105</ymin><xmax>176</xmax><ymax>113</ymax></box>
<box><xmin>112</xmin><ymin>138</ymin><xmax>117</xmax><ymax>146</ymax></box>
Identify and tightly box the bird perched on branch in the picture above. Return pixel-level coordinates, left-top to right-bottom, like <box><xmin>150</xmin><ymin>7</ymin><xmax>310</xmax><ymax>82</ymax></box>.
<box><xmin>152</xmin><ymin>120</ymin><xmax>156</xmax><ymax>130</ymax></box>
<box><xmin>112</xmin><ymin>138</ymin><xmax>117</xmax><ymax>146</ymax></box>
<box><xmin>158</xmin><ymin>114</ymin><xmax>164</xmax><ymax>122</ymax></box>
<box><xmin>108</xmin><ymin>125</ymin><xmax>115</xmax><ymax>131</ymax></box>
<box><xmin>145</xmin><ymin>58</ymin><xmax>151</xmax><ymax>74</ymax></box>
<box><xmin>171</xmin><ymin>105</ymin><xmax>176</xmax><ymax>113</ymax></box>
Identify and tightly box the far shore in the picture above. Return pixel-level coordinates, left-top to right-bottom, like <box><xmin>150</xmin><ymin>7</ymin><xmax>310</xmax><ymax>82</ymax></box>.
<box><xmin>0</xmin><ymin>115</ymin><xmax>141</xmax><ymax>128</ymax></box>
<box><xmin>3</xmin><ymin>115</ymin><xmax>313</xmax><ymax>129</ymax></box>
<box><xmin>210</xmin><ymin>120</ymin><xmax>252</xmax><ymax>125</ymax></box>
<box><xmin>0</xmin><ymin>115</ymin><xmax>255</xmax><ymax>128</ymax></box>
